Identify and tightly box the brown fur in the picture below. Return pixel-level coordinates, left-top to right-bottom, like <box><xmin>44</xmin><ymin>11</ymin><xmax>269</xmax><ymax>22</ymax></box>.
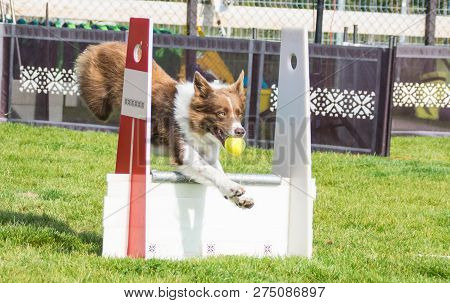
<box><xmin>76</xmin><ymin>42</ymin><xmax>246</xmax><ymax>165</ymax></box>
<box><xmin>76</xmin><ymin>42</ymin><xmax>184</xmax><ymax>164</ymax></box>
<box><xmin>76</xmin><ymin>42</ymin><xmax>176</xmax><ymax>120</ymax></box>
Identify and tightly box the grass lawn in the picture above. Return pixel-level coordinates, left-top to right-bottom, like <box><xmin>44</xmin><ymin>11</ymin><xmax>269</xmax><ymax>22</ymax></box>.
<box><xmin>0</xmin><ymin>122</ymin><xmax>448</xmax><ymax>282</ymax></box>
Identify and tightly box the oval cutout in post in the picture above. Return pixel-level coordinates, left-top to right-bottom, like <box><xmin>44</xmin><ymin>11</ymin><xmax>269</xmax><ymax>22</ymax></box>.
<box><xmin>133</xmin><ymin>42</ymin><xmax>142</xmax><ymax>63</ymax></box>
<box><xmin>290</xmin><ymin>54</ymin><xmax>297</xmax><ymax>70</ymax></box>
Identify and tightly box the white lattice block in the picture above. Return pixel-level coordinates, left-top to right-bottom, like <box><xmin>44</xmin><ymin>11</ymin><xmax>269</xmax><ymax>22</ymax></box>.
<box><xmin>393</xmin><ymin>82</ymin><xmax>450</xmax><ymax>108</ymax></box>
<box><xmin>19</xmin><ymin>65</ymin><xmax>79</xmax><ymax>96</ymax></box>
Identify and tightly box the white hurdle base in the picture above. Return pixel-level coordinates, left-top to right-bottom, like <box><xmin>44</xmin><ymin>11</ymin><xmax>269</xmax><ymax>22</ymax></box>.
<box><xmin>102</xmin><ymin>173</ymin><xmax>315</xmax><ymax>259</ymax></box>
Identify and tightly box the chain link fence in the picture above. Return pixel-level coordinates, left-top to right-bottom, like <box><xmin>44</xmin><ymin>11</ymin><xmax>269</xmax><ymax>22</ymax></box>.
<box><xmin>6</xmin><ymin>0</ymin><xmax>449</xmax><ymax>45</ymax></box>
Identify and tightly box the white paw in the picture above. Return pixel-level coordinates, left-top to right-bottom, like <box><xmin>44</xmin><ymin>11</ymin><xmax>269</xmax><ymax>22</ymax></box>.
<box><xmin>219</xmin><ymin>181</ymin><xmax>245</xmax><ymax>199</ymax></box>
<box><xmin>231</xmin><ymin>195</ymin><xmax>255</xmax><ymax>209</ymax></box>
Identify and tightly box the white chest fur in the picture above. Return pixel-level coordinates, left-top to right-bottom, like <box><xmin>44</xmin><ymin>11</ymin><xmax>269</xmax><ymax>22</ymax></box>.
<box><xmin>173</xmin><ymin>83</ymin><xmax>222</xmax><ymax>165</ymax></box>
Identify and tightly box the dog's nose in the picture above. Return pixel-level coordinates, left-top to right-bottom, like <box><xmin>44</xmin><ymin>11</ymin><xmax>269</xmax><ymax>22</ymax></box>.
<box><xmin>234</xmin><ymin>127</ymin><xmax>246</xmax><ymax>137</ymax></box>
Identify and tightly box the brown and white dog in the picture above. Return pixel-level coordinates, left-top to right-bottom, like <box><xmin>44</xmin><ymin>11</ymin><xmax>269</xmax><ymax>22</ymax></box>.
<box><xmin>76</xmin><ymin>42</ymin><xmax>254</xmax><ymax>208</ymax></box>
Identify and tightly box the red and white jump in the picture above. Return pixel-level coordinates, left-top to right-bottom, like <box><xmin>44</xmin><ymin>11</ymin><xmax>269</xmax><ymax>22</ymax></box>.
<box><xmin>102</xmin><ymin>18</ymin><xmax>316</xmax><ymax>259</ymax></box>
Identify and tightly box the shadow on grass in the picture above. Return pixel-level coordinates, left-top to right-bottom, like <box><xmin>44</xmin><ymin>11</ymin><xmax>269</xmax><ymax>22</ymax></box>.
<box><xmin>0</xmin><ymin>211</ymin><xmax>102</xmax><ymax>255</ymax></box>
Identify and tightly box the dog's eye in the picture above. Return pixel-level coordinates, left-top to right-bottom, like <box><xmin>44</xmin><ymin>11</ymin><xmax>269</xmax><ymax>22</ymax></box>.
<box><xmin>217</xmin><ymin>111</ymin><xmax>226</xmax><ymax>117</ymax></box>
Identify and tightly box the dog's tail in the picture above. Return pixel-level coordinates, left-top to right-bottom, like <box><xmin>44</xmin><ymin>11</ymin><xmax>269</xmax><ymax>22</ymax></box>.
<box><xmin>75</xmin><ymin>42</ymin><xmax>126</xmax><ymax>120</ymax></box>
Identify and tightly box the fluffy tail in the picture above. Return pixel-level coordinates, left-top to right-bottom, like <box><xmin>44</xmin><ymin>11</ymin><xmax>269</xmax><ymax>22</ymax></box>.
<box><xmin>75</xmin><ymin>42</ymin><xmax>126</xmax><ymax>120</ymax></box>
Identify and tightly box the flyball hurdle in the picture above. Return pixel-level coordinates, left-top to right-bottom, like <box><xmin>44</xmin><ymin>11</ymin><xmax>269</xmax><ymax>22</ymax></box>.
<box><xmin>102</xmin><ymin>18</ymin><xmax>316</xmax><ymax>259</ymax></box>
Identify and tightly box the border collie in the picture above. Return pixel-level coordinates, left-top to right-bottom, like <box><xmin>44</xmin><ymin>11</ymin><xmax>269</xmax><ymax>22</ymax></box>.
<box><xmin>76</xmin><ymin>42</ymin><xmax>254</xmax><ymax>209</ymax></box>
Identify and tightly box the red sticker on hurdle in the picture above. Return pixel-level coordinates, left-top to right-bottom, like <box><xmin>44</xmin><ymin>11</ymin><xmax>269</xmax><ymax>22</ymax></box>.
<box><xmin>115</xmin><ymin>18</ymin><xmax>153</xmax><ymax>258</ymax></box>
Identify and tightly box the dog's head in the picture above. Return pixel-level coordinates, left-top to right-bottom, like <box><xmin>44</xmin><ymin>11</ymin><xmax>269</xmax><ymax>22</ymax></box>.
<box><xmin>189</xmin><ymin>71</ymin><xmax>246</xmax><ymax>146</ymax></box>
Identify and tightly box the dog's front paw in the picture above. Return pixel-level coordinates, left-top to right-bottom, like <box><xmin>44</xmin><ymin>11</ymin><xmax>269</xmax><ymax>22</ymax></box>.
<box><xmin>231</xmin><ymin>195</ymin><xmax>255</xmax><ymax>209</ymax></box>
<box><xmin>219</xmin><ymin>181</ymin><xmax>245</xmax><ymax>199</ymax></box>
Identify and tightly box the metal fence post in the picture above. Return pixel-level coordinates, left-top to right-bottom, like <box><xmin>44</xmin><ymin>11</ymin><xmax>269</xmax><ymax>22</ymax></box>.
<box><xmin>336</xmin><ymin>0</ymin><xmax>346</xmax><ymax>44</ymax></box>
<box><xmin>399</xmin><ymin>0</ymin><xmax>408</xmax><ymax>43</ymax></box>
<box><xmin>247</xmin><ymin>41</ymin><xmax>265</xmax><ymax>147</ymax></box>
<box><xmin>0</xmin><ymin>25</ymin><xmax>6</xmax><ymax>119</ymax></box>
<box><xmin>353</xmin><ymin>24</ymin><xmax>358</xmax><ymax>44</ymax></box>
<box><xmin>375</xmin><ymin>36</ymin><xmax>397</xmax><ymax>156</ymax></box>
<box><xmin>6</xmin><ymin>25</ymin><xmax>14</xmax><ymax>120</ymax></box>
<box><xmin>244</xmin><ymin>39</ymin><xmax>254</xmax><ymax>136</ymax></box>
<box><xmin>45</xmin><ymin>2</ymin><xmax>49</xmax><ymax>27</ymax></box>
<box><xmin>186</xmin><ymin>0</ymin><xmax>197</xmax><ymax>81</ymax></box>
<box><xmin>314</xmin><ymin>0</ymin><xmax>324</xmax><ymax>44</ymax></box>
<box><xmin>425</xmin><ymin>0</ymin><xmax>437</xmax><ymax>45</ymax></box>
<box><xmin>384</xmin><ymin>36</ymin><xmax>397</xmax><ymax>156</ymax></box>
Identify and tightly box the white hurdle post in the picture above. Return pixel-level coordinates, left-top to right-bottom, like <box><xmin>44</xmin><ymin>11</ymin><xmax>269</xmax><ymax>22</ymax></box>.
<box><xmin>272</xmin><ymin>28</ymin><xmax>315</xmax><ymax>257</ymax></box>
<box><xmin>102</xmin><ymin>22</ymin><xmax>316</xmax><ymax>259</ymax></box>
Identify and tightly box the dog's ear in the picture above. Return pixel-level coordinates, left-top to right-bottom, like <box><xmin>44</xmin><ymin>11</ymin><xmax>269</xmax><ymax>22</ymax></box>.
<box><xmin>193</xmin><ymin>71</ymin><xmax>212</xmax><ymax>99</ymax></box>
<box><xmin>231</xmin><ymin>70</ymin><xmax>245</xmax><ymax>98</ymax></box>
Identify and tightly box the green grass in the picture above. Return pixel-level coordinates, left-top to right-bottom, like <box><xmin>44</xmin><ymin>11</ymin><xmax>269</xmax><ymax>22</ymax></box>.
<box><xmin>0</xmin><ymin>122</ymin><xmax>449</xmax><ymax>282</ymax></box>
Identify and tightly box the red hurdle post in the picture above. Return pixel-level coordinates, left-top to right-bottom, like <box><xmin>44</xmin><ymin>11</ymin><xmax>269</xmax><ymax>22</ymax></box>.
<box><xmin>115</xmin><ymin>18</ymin><xmax>153</xmax><ymax>258</ymax></box>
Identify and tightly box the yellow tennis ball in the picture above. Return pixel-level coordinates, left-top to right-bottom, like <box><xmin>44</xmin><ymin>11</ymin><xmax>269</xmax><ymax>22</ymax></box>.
<box><xmin>225</xmin><ymin>137</ymin><xmax>246</xmax><ymax>157</ymax></box>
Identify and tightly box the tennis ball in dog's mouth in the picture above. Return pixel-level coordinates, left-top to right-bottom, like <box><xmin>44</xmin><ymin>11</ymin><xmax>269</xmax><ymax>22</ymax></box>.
<box><xmin>225</xmin><ymin>137</ymin><xmax>246</xmax><ymax>156</ymax></box>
